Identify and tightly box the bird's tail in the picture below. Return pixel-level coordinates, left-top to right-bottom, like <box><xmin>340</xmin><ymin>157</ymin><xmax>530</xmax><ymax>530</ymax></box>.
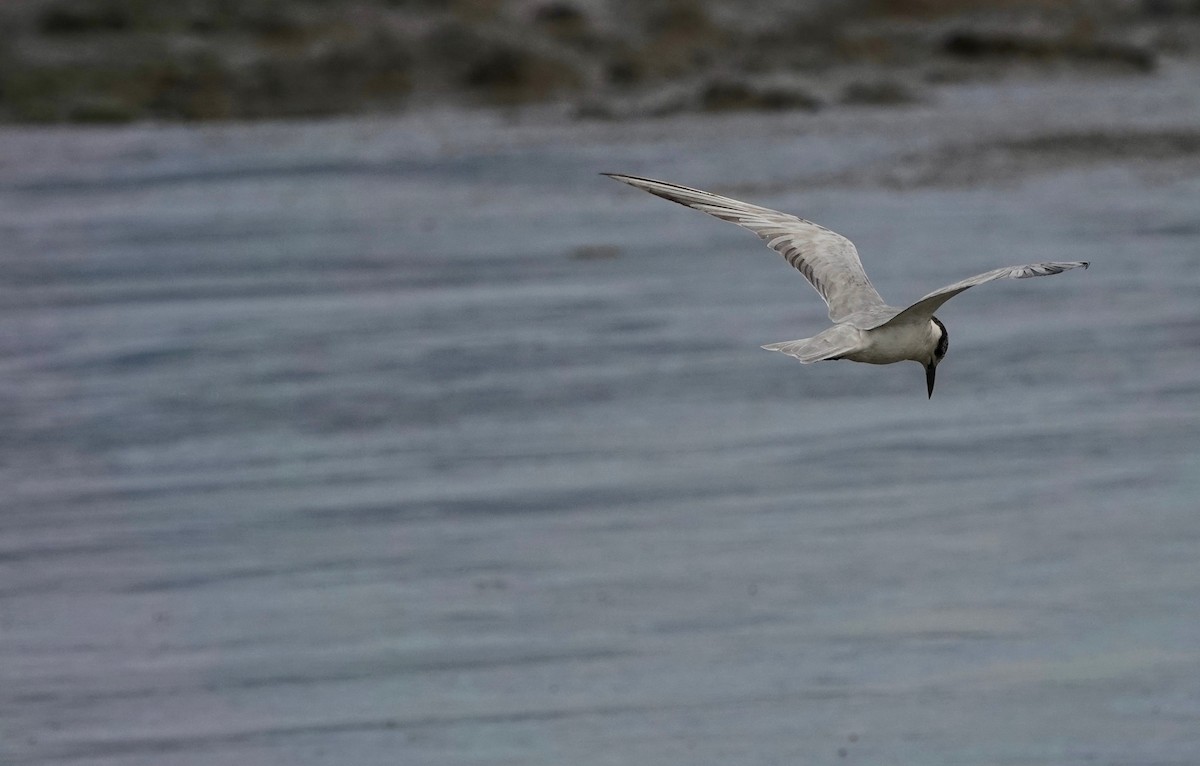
<box><xmin>762</xmin><ymin>326</ymin><xmax>862</xmax><ymax>363</ymax></box>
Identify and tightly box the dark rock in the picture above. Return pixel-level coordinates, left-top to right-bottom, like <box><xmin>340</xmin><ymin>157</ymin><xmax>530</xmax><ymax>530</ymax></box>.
<box><xmin>700</xmin><ymin>77</ymin><xmax>821</xmax><ymax>113</ymax></box>
<box><xmin>841</xmin><ymin>78</ymin><xmax>922</xmax><ymax>106</ymax></box>
<box><xmin>531</xmin><ymin>1</ymin><xmax>594</xmax><ymax>46</ymax></box>
<box><xmin>1141</xmin><ymin>0</ymin><xmax>1200</xmax><ymax>16</ymax></box>
<box><xmin>605</xmin><ymin>57</ymin><xmax>643</xmax><ymax>87</ymax></box>
<box><xmin>943</xmin><ymin>30</ymin><xmax>1157</xmax><ymax>72</ymax></box>
<box><xmin>38</xmin><ymin>1</ymin><xmax>137</xmax><ymax>34</ymax></box>
<box><xmin>424</xmin><ymin>23</ymin><xmax>581</xmax><ymax>104</ymax></box>
<box><xmin>533</xmin><ymin>2</ymin><xmax>585</xmax><ymax>25</ymax></box>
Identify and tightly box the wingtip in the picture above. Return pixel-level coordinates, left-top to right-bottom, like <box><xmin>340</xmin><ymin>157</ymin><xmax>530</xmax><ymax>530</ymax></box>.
<box><xmin>602</xmin><ymin>172</ymin><xmax>662</xmax><ymax>186</ymax></box>
<box><xmin>602</xmin><ymin>172</ymin><xmax>637</xmax><ymax>187</ymax></box>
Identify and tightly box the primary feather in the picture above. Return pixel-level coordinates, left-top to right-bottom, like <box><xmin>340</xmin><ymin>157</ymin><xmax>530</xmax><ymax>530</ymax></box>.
<box><xmin>603</xmin><ymin>174</ymin><xmax>886</xmax><ymax>323</ymax></box>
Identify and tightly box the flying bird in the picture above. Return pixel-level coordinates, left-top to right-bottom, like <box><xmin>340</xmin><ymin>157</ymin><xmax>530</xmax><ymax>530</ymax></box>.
<box><xmin>604</xmin><ymin>173</ymin><xmax>1088</xmax><ymax>397</ymax></box>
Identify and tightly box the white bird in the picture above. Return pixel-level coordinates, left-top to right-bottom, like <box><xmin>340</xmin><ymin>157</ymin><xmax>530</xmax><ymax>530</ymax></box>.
<box><xmin>604</xmin><ymin>174</ymin><xmax>1088</xmax><ymax>397</ymax></box>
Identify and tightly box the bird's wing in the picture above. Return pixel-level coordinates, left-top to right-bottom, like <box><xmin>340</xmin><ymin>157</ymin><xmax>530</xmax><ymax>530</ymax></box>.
<box><xmin>604</xmin><ymin>174</ymin><xmax>886</xmax><ymax>323</ymax></box>
<box><xmin>872</xmin><ymin>261</ymin><xmax>1089</xmax><ymax>329</ymax></box>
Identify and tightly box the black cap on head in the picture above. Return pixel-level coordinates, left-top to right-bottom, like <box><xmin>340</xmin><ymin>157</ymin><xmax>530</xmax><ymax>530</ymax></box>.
<box><xmin>932</xmin><ymin>316</ymin><xmax>949</xmax><ymax>361</ymax></box>
<box><xmin>927</xmin><ymin>317</ymin><xmax>947</xmax><ymax>398</ymax></box>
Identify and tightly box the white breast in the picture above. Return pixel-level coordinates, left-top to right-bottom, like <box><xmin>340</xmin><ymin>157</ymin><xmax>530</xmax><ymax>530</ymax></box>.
<box><xmin>845</xmin><ymin>320</ymin><xmax>936</xmax><ymax>365</ymax></box>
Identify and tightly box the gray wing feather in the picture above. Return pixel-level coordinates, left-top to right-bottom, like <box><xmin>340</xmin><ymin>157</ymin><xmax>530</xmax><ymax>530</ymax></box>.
<box><xmin>604</xmin><ymin>174</ymin><xmax>887</xmax><ymax>323</ymax></box>
<box><xmin>874</xmin><ymin>261</ymin><xmax>1089</xmax><ymax>329</ymax></box>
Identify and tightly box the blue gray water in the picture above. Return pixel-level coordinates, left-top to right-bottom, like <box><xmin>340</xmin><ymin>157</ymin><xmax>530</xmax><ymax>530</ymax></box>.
<box><xmin>3</xmin><ymin>67</ymin><xmax>1200</xmax><ymax>765</ymax></box>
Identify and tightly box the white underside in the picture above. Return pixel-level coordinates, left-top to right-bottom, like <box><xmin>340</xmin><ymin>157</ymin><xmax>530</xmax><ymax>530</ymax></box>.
<box><xmin>763</xmin><ymin>319</ymin><xmax>937</xmax><ymax>365</ymax></box>
<box><xmin>843</xmin><ymin>320</ymin><xmax>938</xmax><ymax>365</ymax></box>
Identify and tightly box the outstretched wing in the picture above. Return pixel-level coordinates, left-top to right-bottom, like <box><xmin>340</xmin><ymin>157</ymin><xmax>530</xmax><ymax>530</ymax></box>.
<box><xmin>604</xmin><ymin>174</ymin><xmax>886</xmax><ymax>323</ymax></box>
<box><xmin>876</xmin><ymin>261</ymin><xmax>1089</xmax><ymax>329</ymax></box>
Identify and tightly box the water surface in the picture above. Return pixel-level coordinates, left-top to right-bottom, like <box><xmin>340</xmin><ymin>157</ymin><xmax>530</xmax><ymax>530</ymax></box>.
<box><xmin>3</xmin><ymin>69</ymin><xmax>1200</xmax><ymax>765</ymax></box>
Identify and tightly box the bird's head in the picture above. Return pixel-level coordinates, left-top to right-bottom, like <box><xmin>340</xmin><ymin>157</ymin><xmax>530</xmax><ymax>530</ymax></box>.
<box><xmin>926</xmin><ymin>316</ymin><xmax>949</xmax><ymax>398</ymax></box>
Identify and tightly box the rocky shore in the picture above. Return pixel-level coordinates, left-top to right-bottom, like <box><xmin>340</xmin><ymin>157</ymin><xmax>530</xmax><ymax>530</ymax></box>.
<box><xmin>0</xmin><ymin>0</ymin><xmax>1197</xmax><ymax>123</ymax></box>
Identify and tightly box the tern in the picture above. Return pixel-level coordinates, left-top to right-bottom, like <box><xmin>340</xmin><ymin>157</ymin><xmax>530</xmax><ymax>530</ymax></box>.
<box><xmin>604</xmin><ymin>174</ymin><xmax>1088</xmax><ymax>397</ymax></box>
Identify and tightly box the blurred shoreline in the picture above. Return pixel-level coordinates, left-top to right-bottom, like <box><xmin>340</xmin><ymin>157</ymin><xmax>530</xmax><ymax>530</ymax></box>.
<box><xmin>1</xmin><ymin>0</ymin><xmax>1198</xmax><ymax>124</ymax></box>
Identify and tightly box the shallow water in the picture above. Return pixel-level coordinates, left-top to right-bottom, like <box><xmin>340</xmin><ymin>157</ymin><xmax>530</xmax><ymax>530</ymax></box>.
<box><xmin>3</xmin><ymin>68</ymin><xmax>1200</xmax><ymax>765</ymax></box>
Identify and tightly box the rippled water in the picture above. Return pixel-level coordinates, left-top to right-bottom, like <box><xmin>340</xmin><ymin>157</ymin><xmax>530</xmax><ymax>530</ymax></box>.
<box><xmin>3</xmin><ymin>68</ymin><xmax>1200</xmax><ymax>765</ymax></box>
